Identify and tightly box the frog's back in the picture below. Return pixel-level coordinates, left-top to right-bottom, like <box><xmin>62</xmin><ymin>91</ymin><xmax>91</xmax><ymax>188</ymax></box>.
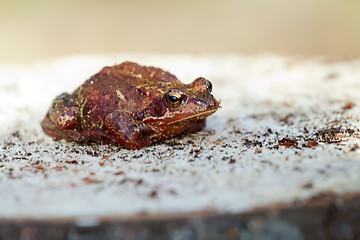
<box><xmin>87</xmin><ymin>61</ymin><xmax>181</xmax><ymax>105</ymax></box>
<box><xmin>72</xmin><ymin>61</ymin><xmax>182</xmax><ymax>130</ymax></box>
<box><xmin>112</xmin><ymin>61</ymin><xmax>180</xmax><ymax>85</ymax></box>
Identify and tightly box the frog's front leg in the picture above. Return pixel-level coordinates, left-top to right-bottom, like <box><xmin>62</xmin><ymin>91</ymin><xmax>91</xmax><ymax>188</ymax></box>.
<box><xmin>104</xmin><ymin>110</ymin><xmax>157</xmax><ymax>149</ymax></box>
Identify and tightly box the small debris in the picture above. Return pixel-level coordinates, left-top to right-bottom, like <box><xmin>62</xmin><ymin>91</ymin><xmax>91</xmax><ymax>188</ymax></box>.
<box><xmin>343</xmin><ymin>101</ymin><xmax>356</xmax><ymax>111</ymax></box>
<box><xmin>148</xmin><ymin>190</ymin><xmax>158</xmax><ymax>199</ymax></box>
<box><xmin>278</xmin><ymin>138</ymin><xmax>298</xmax><ymax>148</ymax></box>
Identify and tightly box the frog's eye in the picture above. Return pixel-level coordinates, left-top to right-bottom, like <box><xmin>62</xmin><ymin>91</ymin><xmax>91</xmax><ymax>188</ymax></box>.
<box><xmin>206</xmin><ymin>80</ymin><xmax>213</xmax><ymax>93</ymax></box>
<box><xmin>164</xmin><ymin>91</ymin><xmax>184</xmax><ymax>108</ymax></box>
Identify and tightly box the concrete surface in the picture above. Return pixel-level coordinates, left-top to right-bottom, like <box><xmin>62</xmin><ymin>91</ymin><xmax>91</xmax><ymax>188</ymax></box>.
<box><xmin>1</xmin><ymin>54</ymin><xmax>360</xmax><ymax>220</ymax></box>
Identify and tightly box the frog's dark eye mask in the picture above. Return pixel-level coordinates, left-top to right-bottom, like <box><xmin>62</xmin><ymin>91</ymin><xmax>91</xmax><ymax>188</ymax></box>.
<box><xmin>164</xmin><ymin>90</ymin><xmax>185</xmax><ymax>108</ymax></box>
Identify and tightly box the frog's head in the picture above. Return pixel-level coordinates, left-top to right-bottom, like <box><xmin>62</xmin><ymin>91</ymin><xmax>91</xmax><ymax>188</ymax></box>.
<box><xmin>138</xmin><ymin>77</ymin><xmax>220</xmax><ymax>132</ymax></box>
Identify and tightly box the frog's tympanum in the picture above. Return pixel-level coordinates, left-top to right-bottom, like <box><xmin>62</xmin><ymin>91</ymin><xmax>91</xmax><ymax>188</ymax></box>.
<box><xmin>41</xmin><ymin>61</ymin><xmax>220</xmax><ymax>149</ymax></box>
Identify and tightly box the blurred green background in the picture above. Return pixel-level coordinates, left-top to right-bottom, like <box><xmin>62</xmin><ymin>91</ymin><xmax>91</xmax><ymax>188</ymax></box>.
<box><xmin>1</xmin><ymin>0</ymin><xmax>359</xmax><ymax>64</ymax></box>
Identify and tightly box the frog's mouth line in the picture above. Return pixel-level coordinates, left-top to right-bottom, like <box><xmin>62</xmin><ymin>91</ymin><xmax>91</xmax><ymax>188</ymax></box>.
<box><xmin>166</xmin><ymin>109</ymin><xmax>218</xmax><ymax>125</ymax></box>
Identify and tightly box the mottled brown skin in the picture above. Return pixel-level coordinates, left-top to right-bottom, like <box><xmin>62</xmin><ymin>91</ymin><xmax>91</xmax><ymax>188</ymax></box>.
<box><xmin>41</xmin><ymin>61</ymin><xmax>220</xmax><ymax>149</ymax></box>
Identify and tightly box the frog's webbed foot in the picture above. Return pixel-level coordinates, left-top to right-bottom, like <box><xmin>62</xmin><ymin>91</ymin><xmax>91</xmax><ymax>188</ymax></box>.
<box><xmin>104</xmin><ymin>111</ymin><xmax>157</xmax><ymax>149</ymax></box>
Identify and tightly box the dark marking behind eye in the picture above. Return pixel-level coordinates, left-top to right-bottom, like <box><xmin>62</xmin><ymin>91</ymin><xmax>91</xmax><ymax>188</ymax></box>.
<box><xmin>136</xmin><ymin>98</ymin><xmax>167</xmax><ymax>120</ymax></box>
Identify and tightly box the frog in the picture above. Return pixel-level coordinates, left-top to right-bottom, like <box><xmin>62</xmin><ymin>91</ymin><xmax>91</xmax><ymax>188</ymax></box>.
<box><xmin>41</xmin><ymin>61</ymin><xmax>220</xmax><ymax>149</ymax></box>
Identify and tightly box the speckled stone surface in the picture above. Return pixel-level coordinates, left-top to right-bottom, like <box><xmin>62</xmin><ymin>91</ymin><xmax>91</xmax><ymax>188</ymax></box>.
<box><xmin>1</xmin><ymin>54</ymin><xmax>360</xmax><ymax>220</ymax></box>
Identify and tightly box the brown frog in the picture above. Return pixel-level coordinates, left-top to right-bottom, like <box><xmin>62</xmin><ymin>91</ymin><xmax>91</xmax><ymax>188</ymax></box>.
<box><xmin>41</xmin><ymin>61</ymin><xmax>220</xmax><ymax>149</ymax></box>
